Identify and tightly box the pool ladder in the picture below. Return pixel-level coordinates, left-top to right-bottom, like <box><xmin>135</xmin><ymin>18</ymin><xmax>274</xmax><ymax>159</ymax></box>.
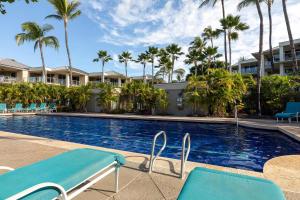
<box><xmin>148</xmin><ymin>131</ymin><xmax>191</xmax><ymax>179</ymax></box>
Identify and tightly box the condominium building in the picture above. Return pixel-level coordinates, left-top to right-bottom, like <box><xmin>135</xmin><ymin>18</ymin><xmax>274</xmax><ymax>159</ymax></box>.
<box><xmin>0</xmin><ymin>58</ymin><xmax>127</xmax><ymax>87</ymax></box>
<box><xmin>234</xmin><ymin>38</ymin><xmax>300</xmax><ymax>76</ymax></box>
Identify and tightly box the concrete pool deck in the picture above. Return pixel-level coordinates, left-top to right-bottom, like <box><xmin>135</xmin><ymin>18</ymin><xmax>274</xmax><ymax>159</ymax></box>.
<box><xmin>0</xmin><ymin>130</ymin><xmax>300</xmax><ymax>200</ymax></box>
<box><xmin>0</xmin><ymin>113</ymin><xmax>300</xmax><ymax>199</ymax></box>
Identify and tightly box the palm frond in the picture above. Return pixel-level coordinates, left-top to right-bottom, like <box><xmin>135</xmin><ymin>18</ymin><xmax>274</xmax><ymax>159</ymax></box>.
<box><xmin>33</xmin><ymin>40</ymin><xmax>39</xmax><ymax>52</ymax></box>
<box><xmin>42</xmin><ymin>36</ymin><xmax>60</xmax><ymax>49</ymax></box>
<box><xmin>45</xmin><ymin>14</ymin><xmax>63</xmax><ymax>20</ymax></box>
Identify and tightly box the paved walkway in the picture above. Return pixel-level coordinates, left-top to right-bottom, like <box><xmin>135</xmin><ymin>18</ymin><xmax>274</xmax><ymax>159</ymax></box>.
<box><xmin>0</xmin><ymin>132</ymin><xmax>300</xmax><ymax>199</ymax></box>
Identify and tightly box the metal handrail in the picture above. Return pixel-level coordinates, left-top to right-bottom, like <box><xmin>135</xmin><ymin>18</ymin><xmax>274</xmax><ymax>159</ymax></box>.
<box><xmin>149</xmin><ymin>131</ymin><xmax>167</xmax><ymax>174</ymax></box>
<box><xmin>180</xmin><ymin>133</ymin><xmax>191</xmax><ymax>179</ymax></box>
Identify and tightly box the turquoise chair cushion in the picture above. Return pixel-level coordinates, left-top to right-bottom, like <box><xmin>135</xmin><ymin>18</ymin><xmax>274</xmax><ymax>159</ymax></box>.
<box><xmin>0</xmin><ymin>148</ymin><xmax>126</xmax><ymax>200</ymax></box>
<box><xmin>275</xmin><ymin>112</ymin><xmax>296</xmax><ymax>118</ymax></box>
<box><xmin>177</xmin><ymin>167</ymin><xmax>286</xmax><ymax>200</ymax></box>
<box><xmin>0</xmin><ymin>103</ymin><xmax>6</xmax><ymax>111</ymax></box>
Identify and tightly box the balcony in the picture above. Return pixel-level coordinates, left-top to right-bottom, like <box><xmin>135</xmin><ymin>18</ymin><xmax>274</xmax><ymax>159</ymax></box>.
<box><xmin>71</xmin><ymin>80</ymin><xmax>80</xmax><ymax>86</ymax></box>
<box><xmin>0</xmin><ymin>76</ymin><xmax>17</xmax><ymax>83</ymax></box>
<box><xmin>29</xmin><ymin>77</ymin><xmax>67</xmax><ymax>86</ymax></box>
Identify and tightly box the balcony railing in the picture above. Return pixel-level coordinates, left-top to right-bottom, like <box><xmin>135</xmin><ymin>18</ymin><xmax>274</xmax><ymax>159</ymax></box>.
<box><xmin>71</xmin><ymin>80</ymin><xmax>80</xmax><ymax>86</ymax></box>
<box><xmin>0</xmin><ymin>76</ymin><xmax>17</xmax><ymax>83</ymax></box>
<box><xmin>29</xmin><ymin>77</ymin><xmax>67</xmax><ymax>86</ymax></box>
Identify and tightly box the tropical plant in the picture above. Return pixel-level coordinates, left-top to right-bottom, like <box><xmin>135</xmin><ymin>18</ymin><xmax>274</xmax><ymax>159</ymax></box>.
<box><xmin>15</xmin><ymin>22</ymin><xmax>59</xmax><ymax>83</ymax></box>
<box><xmin>200</xmin><ymin>0</ymin><xmax>228</xmax><ymax>66</ymax></box>
<box><xmin>0</xmin><ymin>0</ymin><xmax>37</xmax><ymax>14</ymax></box>
<box><xmin>157</xmin><ymin>49</ymin><xmax>172</xmax><ymax>82</ymax></box>
<box><xmin>185</xmin><ymin>49</ymin><xmax>202</xmax><ymax>76</ymax></box>
<box><xmin>165</xmin><ymin>44</ymin><xmax>184</xmax><ymax>82</ymax></box>
<box><xmin>202</xmin><ymin>26</ymin><xmax>221</xmax><ymax>48</ymax></box>
<box><xmin>93</xmin><ymin>50</ymin><xmax>113</xmax><ymax>83</ymax></box>
<box><xmin>205</xmin><ymin>46</ymin><xmax>222</xmax><ymax>68</ymax></box>
<box><xmin>118</xmin><ymin>51</ymin><xmax>132</xmax><ymax>79</ymax></box>
<box><xmin>97</xmin><ymin>83</ymin><xmax>118</xmax><ymax>112</ymax></box>
<box><xmin>135</xmin><ymin>53</ymin><xmax>150</xmax><ymax>83</ymax></box>
<box><xmin>185</xmin><ymin>69</ymin><xmax>247</xmax><ymax>116</ymax></box>
<box><xmin>174</xmin><ymin>68</ymin><xmax>186</xmax><ymax>82</ymax></box>
<box><xmin>238</xmin><ymin>0</ymin><xmax>264</xmax><ymax>116</ymax></box>
<box><xmin>146</xmin><ymin>46</ymin><xmax>159</xmax><ymax>84</ymax></box>
<box><xmin>67</xmin><ymin>84</ymin><xmax>91</xmax><ymax>112</ymax></box>
<box><xmin>46</xmin><ymin>0</ymin><xmax>81</xmax><ymax>86</ymax></box>
<box><xmin>220</xmin><ymin>15</ymin><xmax>249</xmax><ymax>71</ymax></box>
<box><xmin>281</xmin><ymin>0</ymin><xmax>298</xmax><ymax>71</ymax></box>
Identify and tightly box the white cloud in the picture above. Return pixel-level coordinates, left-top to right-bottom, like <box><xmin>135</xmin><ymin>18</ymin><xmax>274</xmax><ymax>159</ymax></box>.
<box><xmin>81</xmin><ymin>0</ymin><xmax>300</xmax><ymax>72</ymax></box>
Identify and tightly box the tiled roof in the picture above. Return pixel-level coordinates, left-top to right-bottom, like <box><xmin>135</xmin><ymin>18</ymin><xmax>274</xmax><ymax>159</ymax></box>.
<box><xmin>0</xmin><ymin>58</ymin><xmax>29</xmax><ymax>70</ymax></box>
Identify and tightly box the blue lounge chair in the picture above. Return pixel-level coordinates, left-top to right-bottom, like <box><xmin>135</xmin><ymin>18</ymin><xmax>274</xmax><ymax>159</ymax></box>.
<box><xmin>9</xmin><ymin>103</ymin><xmax>24</xmax><ymax>113</ymax></box>
<box><xmin>0</xmin><ymin>103</ymin><xmax>7</xmax><ymax>113</ymax></box>
<box><xmin>26</xmin><ymin>103</ymin><xmax>37</xmax><ymax>112</ymax></box>
<box><xmin>0</xmin><ymin>148</ymin><xmax>125</xmax><ymax>200</ymax></box>
<box><xmin>275</xmin><ymin>102</ymin><xmax>300</xmax><ymax>123</ymax></box>
<box><xmin>49</xmin><ymin>103</ymin><xmax>57</xmax><ymax>112</ymax></box>
<box><xmin>177</xmin><ymin>167</ymin><xmax>286</xmax><ymax>200</ymax></box>
<box><xmin>37</xmin><ymin>102</ymin><xmax>48</xmax><ymax>112</ymax></box>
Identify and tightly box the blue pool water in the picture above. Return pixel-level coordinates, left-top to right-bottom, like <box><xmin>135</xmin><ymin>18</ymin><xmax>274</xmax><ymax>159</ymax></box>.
<box><xmin>0</xmin><ymin>115</ymin><xmax>300</xmax><ymax>172</ymax></box>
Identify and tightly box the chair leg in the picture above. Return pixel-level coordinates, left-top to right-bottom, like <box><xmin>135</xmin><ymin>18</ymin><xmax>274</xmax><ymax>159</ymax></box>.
<box><xmin>115</xmin><ymin>166</ymin><xmax>120</xmax><ymax>193</ymax></box>
<box><xmin>277</xmin><ymin>118</ymin><xmax>278</xmax><ymax>123</ymax></box>
<box><xmin>288</xmin><ymin>118</ymin><xmax>291</xmax><ymax>123</ymax></box>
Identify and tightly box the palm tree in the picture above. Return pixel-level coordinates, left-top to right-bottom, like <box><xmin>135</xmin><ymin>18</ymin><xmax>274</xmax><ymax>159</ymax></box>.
<box><xmin>220</xmin><ymin>15</ymin><xmax>249</xmax><ymax>71</ymax></box>
<box><xmin>46</xmin><ymin>0</ymin><xmax>81</xmax><ymax>86</ymax></box>
<box><xmin>282</xmin><ymin>0</ymin><xmax>298</xmax><ymax>71</ymax></box>
<box><xmin>146</xmin><ymin>46</ymin><xmax>159</xmax><ymax>84</ymax></box>
<box><xmin>185</xmin><ymin>49</ymin><xmax>202</xmax><ymax>76</ymax></box>
<box><xmin>238</xmin><ymin>0</ymin><xmax>264</xmax><ymax>116</ymax></box>
<box><xmin>165</xmin><ymin>44</ymin><xmax>184</xmax><ymax>82</ymax></box>
<box><xmin>93</xmin><ymin>50</ymin><xmax>113</xmax><ymax>83</ymax></box>
<box><xmin>118</xmin><ymin>51</ymin><xmax>132</xmax><ymax>79</ymax></box>
<box><xmin>157</xmin><ymin>49</ymin><xmax>173</xmax><ymax>82</ymax></box>
<box><xmin>202</xmin><ymin>26</ymin><xmax>221</xmax><ymax>48</ymax></box>
<box><xmin>15</xmin><ymin>22</ymin><xmax>59</xmax><ymax>83</ymax></box>
<box><xmin>266</xmin><ymin>0</ymin><xmax>275</xmax><ymax>73</ymax></box>
<box><xmin>135</xmin><ymin>53</ymin><xmax>150</xmax><ymax>83</ymax></box>
<box><xmin>200</xmin><ymin>0</ymin><xmax>228</xmax><ymax>66</ymax></box>
<box><xmin>205</xmin><ymin>46</ymin><xmax>222</xmax><ymax>69</ymax></box>
<box><xmin>174</xmin><ymin>68</ymin><xmax>186</xmax><ymax>82</ymax></box>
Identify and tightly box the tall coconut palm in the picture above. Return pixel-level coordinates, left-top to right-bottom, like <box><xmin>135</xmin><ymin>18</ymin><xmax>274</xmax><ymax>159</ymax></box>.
<box><xmin>205</xmin><ymin>46</ymin><xmax>222</xmax><ymax>69</ymax></box>
<box><xmin>15</xmin><ymin>22</ymin><xmax>59</xmax><ymax>83</ymax></box>
<box><xmin>136</xmin><ymin>53</ymin><xmax>150</xmax><ymax>83</ymax></box>
<box><xmin>238</xmin><ymin>0</ymin><xmax>264</xmax><ymax>116</ymax></box>
<box><xmin>165</xmin><ymin>44</ymin><xmax>184</xmax><ymax>82</ymax></box>
<box><xmin>118</xmin><ymin>51</ymin><xmax>132</xmax><ymax>79</ymax></box>
<box><xmin>46</xmin><ymin>0</ymin><xmax>81</xmax><ymax>86</ymax></box>
<box><xmin>157</xmin><ymin>49</ymin><xmax>172</xmax><ymax>82</ymax></box>
<box><xmin>282</xmin><ymin>0</ymin><xmax>298</xmax><ymax>71</ymax></box>
<box><xmin>93</xmin><ymin>50</ymin><xmax>113</xmax><ymax>83</ymax></box>
<box><xmin>220</xmin><ymin>15</ymin><xmax>249</xmax><ymax>71</ymax></box>
<box><xmin>266</xmin><ymin>0</ymin><xmax>275</xmax><ymax>73</ymax></box>
<box><xmin>200</xmin><ymin>0</ymin><xmax>228</xmax><ymax>66</ymax></box>
<box><xmin>146</xmin><ymin>46</ymin><xmax>159</xmax><ymax>84</ymax></box>
<box><xmin>202</xmin><ymin>26</ymin><xmax>221</xmax><ymax>48</ymax></box>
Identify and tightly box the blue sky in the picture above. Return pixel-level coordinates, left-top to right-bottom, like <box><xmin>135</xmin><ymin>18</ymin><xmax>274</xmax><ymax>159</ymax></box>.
<box><xmin>1</xmin><ymin>0</ymin><xmax>300</xmax><ymax>76</ymax></box>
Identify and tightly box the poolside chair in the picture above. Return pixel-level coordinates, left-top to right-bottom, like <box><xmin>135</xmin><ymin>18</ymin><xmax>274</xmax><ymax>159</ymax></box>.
<box><xmin>275</xmin><ymin>102</ymin><xmax>300</xmax><ymax>123</ymax></box>
<box><xmin>0</xmin><ymin>103</ymin><xmax>7</xmax><ymax>113</ymax></box>
<box><xmin>25</xmin><ymin>103</ymin><xmax>37</xmax><ymax>112</ymax></box>
<box><xmin>0</xmin><ymin>148</ymin><xmax>125</xmax><ymax>200</ymax></box>
<box><xmin>177</xmin><ymin>167</ymin><xmax>286</xmax><ymax>200</ymax></box>
<box><xmin>49</xmin><ymin>103</ymin><xmax>57</xmax><ymax>112</ymax></box>
<box><xmin>37</xmin><ymin>102</ymin><xmax>48</xmax><ymax>112</ymax></box>
<box><xmin>9</xmin><ymin>103</ymin><xmax>24</xmax><ymax>113</ymax></box>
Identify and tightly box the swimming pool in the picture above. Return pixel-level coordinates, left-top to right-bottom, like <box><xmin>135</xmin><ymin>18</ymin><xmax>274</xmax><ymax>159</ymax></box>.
<box><xmin>0</xmin><ymin>115</ymin><xmax>300</xmax><ymax>172</ymax></box>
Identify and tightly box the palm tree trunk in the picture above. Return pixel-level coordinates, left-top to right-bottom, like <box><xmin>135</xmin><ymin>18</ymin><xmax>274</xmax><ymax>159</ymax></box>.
<box><xmin>151</xmin><ymin>60</ymin><xmax>154</xmax><ymax>85</ymax></box>
<box><xmin>171</xmin><ymin>56</ymin><xmax>175</xmax><ymax>82</ymax></box>
<box><xmin>194</xmin><ymin>61</ymin><xmax>198</xmax><ymax>76</ymax></box>
<box><xmin>228</xmin><ymin>34</ymin><xmax>232</xmax><ymax>72</ymax></box>
<box><xmin>221</xmin><ymin>0</ymin><xmax>228</xmax><ymax>68</ymax></box>
<box><xmin>38</xmin><ymin>41</ymin><xmax>47</xmax><ymax>84</ymax></box>
<box><xmin>256</xmin><ymin>0</ymin><xmax>263</xmax><ymax>117</ymax></box>
<box><xmin>282</xmin><ymin>0</ymin><xmax>298</xmax><ymax>71</ymax></box>
<box><xmin>64</xmin><ymin>20</ymin><xmax>73</xmax><ymax>86</ymax></box>
<box><xmin>143</xmin><ymin>63</ymin><xmax>146</xmax><ymax>83</ymax></box>
<box><xmin>125</xmin><ymin>62</ymin><xmax>128</xmax><ymax>83</ymax></box>
<box><xmin>102</xmin><ymin>61</ymin><xmax>105</xmax><ymax>83</ymax></box>
<box><xmin>211</xmin><ymin>38</ymin><xmax>214</xmax><ymax>48</ymax></box>
<box><xmin>268</xmin><ymin>2</ymin><xmax>275</xmax><ymax>73</ymax></box>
